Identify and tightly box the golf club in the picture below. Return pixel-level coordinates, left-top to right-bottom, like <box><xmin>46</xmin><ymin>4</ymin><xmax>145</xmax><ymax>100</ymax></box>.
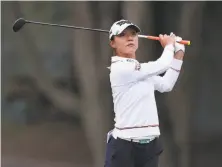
<box><xmin>13</xmin><ymin>18</ymin><xmax>191</xmax><ymax>45</ymax></box>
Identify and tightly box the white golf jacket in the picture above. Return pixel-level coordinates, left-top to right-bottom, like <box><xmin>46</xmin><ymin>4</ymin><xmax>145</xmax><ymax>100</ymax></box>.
<box><xmin>109</xmin><ymin>44</ymin><xmax>183</xmax><ymax>139</ymax></box>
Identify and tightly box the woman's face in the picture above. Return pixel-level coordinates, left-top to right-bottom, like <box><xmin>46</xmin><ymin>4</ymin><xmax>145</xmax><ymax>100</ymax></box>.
<box><xmin>110</xmin><ymin>27</ymin><xmax>139</xmax><ymax>56</ymax></box>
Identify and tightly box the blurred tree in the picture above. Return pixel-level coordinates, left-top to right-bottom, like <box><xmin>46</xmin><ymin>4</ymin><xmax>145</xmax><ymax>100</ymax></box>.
<box><xmin>163</xmin><ymin>2</ymin><xmax>206</xmax><ymax>167</ymax></box>
<box><xmin>11</xmin><ymin>1</ymin><xmax>80</xmax><ymax>117</ymax></box>
<box><xmin>71</xmin><ymin>2</ymin><xmax>115</xmax><ymax>166</ymax></box>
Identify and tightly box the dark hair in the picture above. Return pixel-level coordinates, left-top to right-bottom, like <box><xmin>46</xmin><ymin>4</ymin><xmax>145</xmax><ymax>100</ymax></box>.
<box><xmin>110</xmin><ymin>36</ymin><xmax>114</xmax><ymax>41</ymax></box>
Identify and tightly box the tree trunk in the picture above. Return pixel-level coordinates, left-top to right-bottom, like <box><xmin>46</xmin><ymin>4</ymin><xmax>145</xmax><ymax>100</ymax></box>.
<box><xmin>71</xmin><ymin>2</ymin><xmax>109</xmax><ymax>166</ymax></box>
<box><xmin>165</xmin><ymin>2</ymin><xmax>206</xmax><ymax>167</ymax></box>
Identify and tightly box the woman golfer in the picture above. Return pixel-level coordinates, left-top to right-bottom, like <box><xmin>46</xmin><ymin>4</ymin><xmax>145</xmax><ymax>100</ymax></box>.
<box><xmin>104</xmin><ymin>19</ymin><xmax>185</xmax><ymax>167</ymax></box>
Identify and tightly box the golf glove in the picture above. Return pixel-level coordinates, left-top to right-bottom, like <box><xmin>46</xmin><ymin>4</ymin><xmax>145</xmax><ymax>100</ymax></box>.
<box><xmin>175</xmin><ymin>36</ymin><xmax>185</xmax><ymax>53</ymax></box>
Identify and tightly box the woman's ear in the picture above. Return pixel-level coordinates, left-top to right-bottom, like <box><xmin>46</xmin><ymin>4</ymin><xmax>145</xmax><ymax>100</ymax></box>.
<box><xmin>110</xmin><ymin>40</ymin><xmax>116</xmax><ymax>49</ymax></box>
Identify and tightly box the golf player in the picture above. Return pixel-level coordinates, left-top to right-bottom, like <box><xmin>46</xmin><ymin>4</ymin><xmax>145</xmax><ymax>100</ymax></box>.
<box><xmin>105</xmin><ymin>20</ymin><xmax>185</xmax><ymax>167</ymax></box>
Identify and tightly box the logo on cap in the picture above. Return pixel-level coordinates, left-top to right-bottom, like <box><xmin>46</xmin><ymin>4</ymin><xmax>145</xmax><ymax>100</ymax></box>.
<box><xmin>116</xmin><ymin>20</ymin><xmax>132</xmax><ymax>26</ymax></box>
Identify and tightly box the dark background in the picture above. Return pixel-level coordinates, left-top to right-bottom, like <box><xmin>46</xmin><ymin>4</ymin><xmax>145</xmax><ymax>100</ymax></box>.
<box><xmin>2</xmin><ymin>1</ymin><xmax>222</xmax><ymax>167</ymax></box>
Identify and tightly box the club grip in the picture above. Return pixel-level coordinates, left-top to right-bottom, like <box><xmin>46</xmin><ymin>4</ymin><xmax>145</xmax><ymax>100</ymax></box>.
<box><xmin>138</xmin><ymin>35</ymin><xmax>191</xmax><ymax>45</ymax></box>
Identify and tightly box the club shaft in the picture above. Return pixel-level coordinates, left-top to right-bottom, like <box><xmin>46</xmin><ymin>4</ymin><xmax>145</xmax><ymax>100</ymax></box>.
<box><xmin>25</xmin><ymin>20</ymin><xmax>110</xmax><ymax>33</ymax></box>
<box><xmin>21</xmin><ymin>19</ymin><xmax>191</xmax><ymax>45</ymax></box>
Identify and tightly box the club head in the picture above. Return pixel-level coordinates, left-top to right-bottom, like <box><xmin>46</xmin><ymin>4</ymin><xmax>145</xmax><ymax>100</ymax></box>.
<box><xmin>13</xmin><ymin>18</ymin><xmax>27</xmax><ymax>32</ymax></box>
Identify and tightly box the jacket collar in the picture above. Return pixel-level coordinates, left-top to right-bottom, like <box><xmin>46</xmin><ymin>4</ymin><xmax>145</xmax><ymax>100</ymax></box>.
<box><xmin>111</xmin><ymin>56</ymin><xmax>138</xmax><ymax>63</ymax></box>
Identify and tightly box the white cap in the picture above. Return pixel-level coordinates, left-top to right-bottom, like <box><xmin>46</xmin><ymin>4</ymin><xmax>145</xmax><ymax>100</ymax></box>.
<box><xmin>109</xmin><ymin>19</ymin><xmax>141</xmax><ymax>40</ymax></box>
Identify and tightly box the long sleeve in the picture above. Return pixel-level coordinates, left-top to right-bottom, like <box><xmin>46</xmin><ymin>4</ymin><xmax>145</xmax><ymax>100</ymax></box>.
<box><xmin>139</xmin><ymin>44</ymin><xmax>175</xmax><ymax>77</ymax></box>
<box><xmin>151</xmin><ymin>58</ymin><xmax>183</xmax><ymax>92</ymax></box>
<box><xmin>110</xmin><ymin>44</ymin><xmax>175</xmax><ymax>87</ymax></box>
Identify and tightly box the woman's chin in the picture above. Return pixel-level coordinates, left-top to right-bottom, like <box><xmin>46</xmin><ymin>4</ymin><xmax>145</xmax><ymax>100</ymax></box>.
<box><xmin>126</xmin><ymin>49</ymin><xmax>136</xmax><ymax>55</ymax></box>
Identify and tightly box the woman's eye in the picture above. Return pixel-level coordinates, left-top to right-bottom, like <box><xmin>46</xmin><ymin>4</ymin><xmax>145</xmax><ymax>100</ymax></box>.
<box><xmin>132</xmin><ymin>31</ymin><xmax>137</xmax><ymax>36</ymax></box>
<box><xmin>117</xmin><ymin>31</ymin><xmax>137</xmax><ymax>37</ymax></box>
<box><xmin>118</xmin><ymin>32</ymin><xmax>126</xmax><ymax>37</ymax></box>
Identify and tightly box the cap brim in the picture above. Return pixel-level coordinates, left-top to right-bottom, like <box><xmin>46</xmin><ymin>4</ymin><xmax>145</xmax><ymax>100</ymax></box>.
<box><xmin>117</xmin><ymin>24</ymin><xmax>141</xmax><ymax>36</ymax></box>
<box><xmin>126</xmin><ymin>25</ymin><xmax>141</xmax><ymax>33</ymax></box>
